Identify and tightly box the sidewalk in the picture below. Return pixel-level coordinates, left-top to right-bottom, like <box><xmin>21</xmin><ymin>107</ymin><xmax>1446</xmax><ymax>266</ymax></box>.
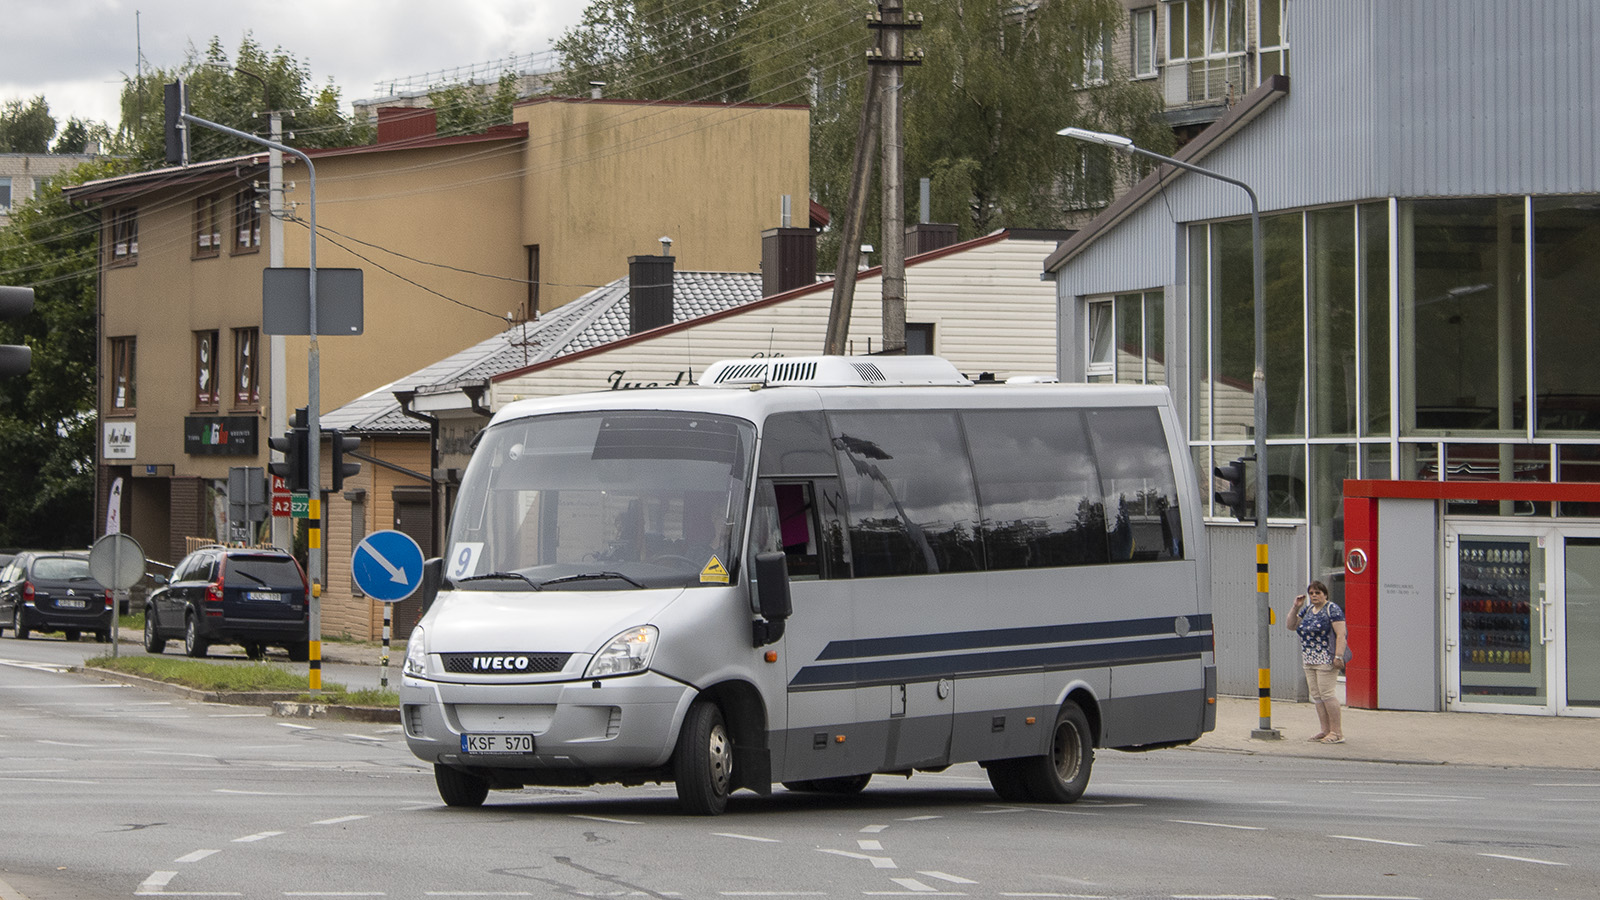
<box><xmin>1192</xmin><ymin>695</ymin><xmax>1600</xmax><ymax>770</ymax></box>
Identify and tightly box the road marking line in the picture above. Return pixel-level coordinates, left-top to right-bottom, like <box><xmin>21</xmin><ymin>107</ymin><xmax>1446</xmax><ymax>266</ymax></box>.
<box><xmin>889</xmin><ymin>878</ymin><xmax>940</xmax><ymax>892</ymax></box>
<box><xmin>312</xmin><ymin>815</ymin><xmax>368</xmax><ymax>825</ymax></box>
<box><xmin>1353</xmin><ymin>791</ymin><xmax>1481</xmax><ymax>800</ymax></box>
<box><xmin>0</xmin><ymin>776</ymin><xmax>98</xmax><ymax>784</ymax></box>
<box><xmin>175</xmin><ymin>850</ymin><xmax>220</xmax><ymax>863</ymax></box>
<box><xmin>861</xmin><ymin>824</ymin><xmax>889</xmax><ymax>833</ymax></box>
<box><xmin>134</xmin><ymin>893</ymin><xmax>242</xmax><ymax>896</ymax></box>
<box><xmin>425</xmin><ymin>893</ymin><xmax>535</xmax><ymax>896</ymax></box>
<box><xmin>714</xmin><ymin>832</ymin><xmax>781</xmax><ymax>843</ymax></box>
<box><xmin>997</xmin><ymin>894</ymin><xmax>1106</xmax><ymax>898</ymax></box>
<box><xmin>283</xmin><ymin>893</ymin><xmax>387</xmax><ymax>896</ymax></box>
<box><xmin>863</xmin><ymin>893</ymin><xmax>964</xmax><ymax>897</ymax></box>
<box><xmin>1329</xmin><ymin>835</ymin><xmax>1422</xmax><ymax>847</ymax></box>
<box><xmin>216</xmin><ymin>789</ymin><xmax>290</xmax><ymax>795</ymax></box>
<box><xmin>859</xmin><ymin>840</ymin><xmax>884</xmax><ymax>850</ymax></box>
<box><xmin>818</xmin><ymin>848</ymin><xmax>896</xmax><ymax>868</ymax></box>
<box><xmin>1167</xmin><ymin>820</ymin><xmax>1266</xmax><ymax>831</ymax></box>
<box><xmin>918</xmin><ymin>872</ymin><xmax>978</xmax><ymax>885</ymax></box>
<box><xmin>1314</xmin><ymin>895</ymin><xmax>1422</xmax><ymax>899</ymax></box>
<box><xmin>141</xmin><ymin>872</ymin><xmax>178</xmax><ymax>889</ymax></box>
<box><xmin>977</xmin><ymin>807</ymin><xmax>1029</xmax><ymax>815</ymax></box>
<box><xmin>1171</xmin><ymin>895</ymin><xmax>1275</xmax><ymax>899</ymax></box>
<box><xmin>1477</xmin><ymin>852</ymin><xmax>1568</xmax><ymax>866</ymax></box>
<box><xmin>569</xmin><ymin>814</ymin><xmax>640</xmax><ymax>825</ymax></box>
<box><xmin>717</xmin><ymin>893</ymin><xmax>828</xmax><ymax>896</ymax></box>
<box><xmin>898</xmin><ymin>815</ymin><xmax>941</xmax><ymax>821</ymax></box>
<box><xmin>277</xmin><ymin>722</ymin><xmax>316</xmax><ymax>730</ymax></box>
<box><xmin>232</xmin><ymin>831</ymin><xmax>284</xmax><ymax>843</ymax></box>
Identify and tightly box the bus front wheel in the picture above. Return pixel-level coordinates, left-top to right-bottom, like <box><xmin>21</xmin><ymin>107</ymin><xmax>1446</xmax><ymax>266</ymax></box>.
<box><xmin>674</xmin><ymin>700</ymin><xmax>733</xmax><ymax>815</ymax></box>
<box><xmin>434</xmin><ymin>764</ymin><xmax>489</xmax><ymax>807</ymax></box>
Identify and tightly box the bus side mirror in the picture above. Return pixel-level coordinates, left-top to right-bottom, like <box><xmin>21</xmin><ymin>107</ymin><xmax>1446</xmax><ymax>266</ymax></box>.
<box><xmin>420</xmin><ymin>557</ymin><xmax>443</xmax><ymax>614</ymax></box>
<box><xmin>752</xmin><ymin>551</ymin><xmax>791</xmax><ymax>647</ymax></box>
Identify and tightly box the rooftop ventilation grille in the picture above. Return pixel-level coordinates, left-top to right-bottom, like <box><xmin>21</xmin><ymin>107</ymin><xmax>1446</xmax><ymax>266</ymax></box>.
<box><xmin>698</xmin><ymin>356</ymin><xmax>971</xmax><ymax>387</ymax></box>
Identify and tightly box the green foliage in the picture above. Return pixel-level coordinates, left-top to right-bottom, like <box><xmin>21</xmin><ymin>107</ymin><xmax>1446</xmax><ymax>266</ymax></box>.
<box><xmin>51</xmin><ymin>118</ymin><xmax>112</xmax><ymax>155</ymax></box>
<box><xmin>430</xmin><ymin>71</ymin><xmax>521</xmax><ymax>137</ymax></box>
<box><xmin>553</xmin><ymin>0</ymin><xmax>756</xmax><ymax>102</ymax></box>
<box><xmin>85</xmin><ymin>654</ymin><xmax>398</xmax><ymax>706</ymax></box>
<box><xmin>0</xmin><ymin>158</ymin><xmax>129</xmax><ymax>548</ymax></box>
<box><xmin>115</xmin><ymin>34</ymin><xmax>372</xmax><ymax>166</ymax></box>
<box><xmin>0</xmin><ymin>96</ymin><xmax>57</xmax><ymax>153</ymax></box>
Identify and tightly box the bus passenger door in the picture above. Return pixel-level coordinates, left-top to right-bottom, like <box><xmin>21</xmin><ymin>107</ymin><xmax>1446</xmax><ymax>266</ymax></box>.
<box><xmin>754</xmin><ymin>480</ymin><xmax>868</xmax><ymax>782</ymax></box>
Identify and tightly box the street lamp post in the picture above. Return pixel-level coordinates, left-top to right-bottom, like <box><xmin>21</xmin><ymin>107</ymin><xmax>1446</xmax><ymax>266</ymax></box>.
<box><xmin>1057</xmin><ymin>127</ymin><xmax>1279</xmax><ymax>739</ymax></box>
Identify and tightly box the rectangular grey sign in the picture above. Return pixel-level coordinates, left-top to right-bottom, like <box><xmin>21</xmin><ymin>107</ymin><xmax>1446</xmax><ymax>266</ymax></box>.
<box><xmin>263</xmin><ymin>268</ymin><xmax>364</xmax><ymax>335</ymax></box>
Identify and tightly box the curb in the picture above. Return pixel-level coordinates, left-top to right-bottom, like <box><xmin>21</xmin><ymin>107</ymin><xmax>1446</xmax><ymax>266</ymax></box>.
<box><xmin>76</xmin><ymin>666</ymin><xmax>399</xmax><ymax>723</ymax></box>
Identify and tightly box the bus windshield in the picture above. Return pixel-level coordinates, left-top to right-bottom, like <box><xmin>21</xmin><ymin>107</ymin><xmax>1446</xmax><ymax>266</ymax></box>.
<box><xmin>446</xmin><ymin>410</ymin><xmax>756</xmax><ymax>591</ymax></box>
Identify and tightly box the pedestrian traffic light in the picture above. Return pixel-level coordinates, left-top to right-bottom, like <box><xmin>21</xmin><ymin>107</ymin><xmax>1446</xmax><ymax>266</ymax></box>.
<box><xmin>328</xmin><ymin>428</ymin><xmax>361</xmax><ymax>492</ymax></box>
<box><xmin>268</xmin><ymin>407</ymin><xmax>309</xmax><ymax>493</ymax></box>
<box><xmin>0</xmin><ymin>285</ymin><xmax>34</xmax><ymax>378</ymax></box>
<box><xmin>1213</xmin><ymin>456</ymin><xmax>1253</xmax><ymax>521</ymax></box>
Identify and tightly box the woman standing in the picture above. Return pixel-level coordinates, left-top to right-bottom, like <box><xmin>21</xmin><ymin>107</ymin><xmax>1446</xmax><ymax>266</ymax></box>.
<box><xmin>1287</xmin><ymin>580</ymin><xmax>1347</xmax><ymax>743</ymax></box>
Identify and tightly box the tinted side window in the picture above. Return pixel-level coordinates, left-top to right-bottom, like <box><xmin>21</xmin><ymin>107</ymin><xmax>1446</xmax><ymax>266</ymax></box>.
<box><xmin>830</xmin><ymin>411</ymin><xmax>983</xmax><ymax>577</ymax></box>
<box><xmin>1086</xmin><ymin>408</ymin><xmax>1183</xmax><ymax>562</ymax></box>
<box><xmin>964</xmin><ymin>409</ymin><xmax>1109</xmax><ymax>568</ymax></box>
<box><xmin>758</xmin><ymin>411</ymin><xmax>837</xmax><ymax>476</ymax></box>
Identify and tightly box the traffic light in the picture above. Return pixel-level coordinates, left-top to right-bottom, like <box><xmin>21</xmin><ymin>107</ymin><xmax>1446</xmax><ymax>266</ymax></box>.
<box><xmin>1213</xmin><ymin>456</ymin><xmax>1253</xmax><ymax>521</ymax></box>
<box><xmin>329</xmin><ymin>428</ymin><xmax>361</xmax><ymax>492</ymax></box>
<box><xmin>0</xmin><ymin>285</ymin><xmax>34</xmax><ymax>378</ymax></box>
<box><xmin>269</xmin><ymin>407</ymin><xmax>309</xmax><ymax>493</ymax></box>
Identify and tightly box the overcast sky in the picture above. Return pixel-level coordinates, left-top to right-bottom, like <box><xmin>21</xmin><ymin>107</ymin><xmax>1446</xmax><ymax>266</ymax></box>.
<box><xmin>0</xmin><ymin>0</ymin><xmax>589</xmax><ymax>131</ymax></box>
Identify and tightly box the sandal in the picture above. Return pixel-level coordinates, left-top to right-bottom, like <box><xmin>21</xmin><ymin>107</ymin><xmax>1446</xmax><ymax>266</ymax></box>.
<box><xmin>1307</xmin><ymin>732</ymin><xmax>1328</xmax><ymax>742</ymax></box>
<box><xmin>1321</xmin><ymin>734</ymin><xmax>1345</xmax><ymax>744</ymax></box>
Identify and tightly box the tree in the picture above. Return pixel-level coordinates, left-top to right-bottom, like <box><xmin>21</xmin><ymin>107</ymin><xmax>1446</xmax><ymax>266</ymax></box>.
<box><xmin>115</xmin><ymin>34</ymin><xmax>372</xmax><ymax>166</ymax></box>
<box><xmin>430</xmin><ymin>72</ymin><xmax>521</xmax><ymax>137</ymax></box>
<box><xmin>0</xmin><ymin>159</ymin><xmax>126</xmax><ymax>548</ymax></box>
<box><xmin>51</xmin><ymin>118</ymin><xmax>112</xmax><ymax>155</ymax></box>
<box><xmin>0</xmin><ymin>96</ymin><xmax>57</xmax><ymax>153</ymax></box>
<box><xmin>554</xmin><ymin>0</ymin><xmax>1174</xmax><ymax>264</ymax></box>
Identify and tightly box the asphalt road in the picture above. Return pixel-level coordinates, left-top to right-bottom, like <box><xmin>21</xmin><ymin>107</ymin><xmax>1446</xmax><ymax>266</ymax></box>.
<box><xmin>3</xmin><ymin>637</ymin><xmax>1599</xmax><ymax>900</ymax></box>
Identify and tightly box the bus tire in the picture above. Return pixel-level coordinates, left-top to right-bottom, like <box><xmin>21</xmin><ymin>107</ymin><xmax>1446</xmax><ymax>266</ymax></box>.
<box><xmin>674</xmin><ymin>700</ymin><xmax>733</xmax><ymax>815</ymax></box>
<box><xmin>1019</xmin><ymin>701</ymin><xmax>1093</xmax><ymax>803</ymax></box>
<box><xmin>783</xmin><ymin>773</ymin><xmax>872</xmax><ymax>795</ymax></box>
<box><xmin>434</xmin><ymin>764</ymin><xmax>489</xmax><ymax>807</ymax></box>
<box><xmin>984</xmin><ymin>759</ymin><xmax>1032</xmax><ymax>802</ymax></box>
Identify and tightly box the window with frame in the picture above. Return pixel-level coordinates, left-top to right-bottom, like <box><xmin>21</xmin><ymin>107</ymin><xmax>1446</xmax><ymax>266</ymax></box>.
<box><xmin>194</xmin><ymin>330</ymin><xmax>219</xmax><ymax>409</ymax></box>
<box><xmin>1257</xmin><ymin>0</ymin><xmax>1290</xmax><ymax>78</ymax></box>
<box><xmin>1079</xmin><ymin>25</ymin><xmax>1114</xmax><ymax>86</ymax></box>
<box><xmin>110</xmin><ymin>206</ymin><xmax>138</xmax><ymax>264</ymax></box>
<box><xmin>233</xmin><ymin>327</ymin><xmax>259</xmax><ymax>408</ymax></box>
<box><xmin>194</xmin><ymin>194</ymin><xmax>221</xmax><ymax>258</ymax></box>
<box><xmin>1087</xmin><ymin>290</ymin><xmax>1165</xmax><ymax>384</ymax></box>
<box><xmin>1165</xmin><ymin>0</ymin><xmax>1246</xmax><ymax>101</ymax></box>
<box><xmin>109</xmin><ymin>336</ymin><xmax>136</xmax><ymax>412</ymax></box>
<box><xmin>233</xmin><ymin>189</ymin><xmax>261</xmax><ymax>253</ymax></box>
<box><xmin>0</xmin><ymin>176</ymin><xmax>11</xmax><ymax>211</ymax></box>
<box><xmin>1132</xmin><ymin>7</ymin><xmax>1158</xmax><ymax>78</ymax></box>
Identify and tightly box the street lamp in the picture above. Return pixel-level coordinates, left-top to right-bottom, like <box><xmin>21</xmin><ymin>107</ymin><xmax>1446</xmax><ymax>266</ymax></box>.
<box><xmin>1058</xmin><ymin>126</ymin><xmax>1279</xmax><ymax>740</ymax></box>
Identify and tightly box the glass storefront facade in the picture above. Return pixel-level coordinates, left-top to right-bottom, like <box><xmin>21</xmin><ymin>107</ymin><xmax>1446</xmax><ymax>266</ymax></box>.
<box><xmin>1187</xmin><ymin>196</ymin><xmax>1600</xmax><ymax>599</ymax></box>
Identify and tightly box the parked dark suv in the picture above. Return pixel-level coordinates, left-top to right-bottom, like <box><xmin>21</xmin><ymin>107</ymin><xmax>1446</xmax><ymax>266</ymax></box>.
<box><xmin>0</xmin><ymin>551</ymin><xmax>113</xmax><ymax>642</ymax></box>
<box><xmin>145</xmin><ymin>546</ymin><xmax>310</xmax><ymax>660</ymax></box>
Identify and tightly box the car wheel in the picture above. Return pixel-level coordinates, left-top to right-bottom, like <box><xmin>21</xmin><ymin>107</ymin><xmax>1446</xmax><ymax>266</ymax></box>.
<box><xmin>12</xmin><ymin>606</ymin><xmax>29</xmax><ymax>640</ymax></box>
<box><xmin>673</xmin><ymin>700</ymin><xmax>733</xmax><ymax>815</ymax></box>
<box><xmin>143</xmin><ymin>610</ymin><xmax>165</xmax><ymax>654</ymax></box>
<box><xmin>64</xmin><ymin>629</ymin><xmax>81</xmax><ymax>642</ymax></box>
<box><xmin>434</xmin><ymin>764</ymin><xmax>489</xmax><ymax>808</ymax></box>
<box><xmin>244</xmin><ymin>642</ymin><xmax>266</xmax><ymax>661</ymax></box>
<box><xmin>184</xmin><ymin>613</ymin><xmax>209</xmax><ymax>658</ymax></box>
<box><xmin>285</xmin><ymin>640</ymin><xmax>310</xmax><ymax>662</ymax></box>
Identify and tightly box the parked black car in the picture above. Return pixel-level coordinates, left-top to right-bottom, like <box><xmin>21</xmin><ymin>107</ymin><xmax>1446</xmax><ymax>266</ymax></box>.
<box><xmin>0</xmin><ymin>551</ymin><xmax>113</xmax><ymax>641</ymax></box>
<box><xmin>144</xmin><ymin>546</ymin><xmax>310</xmax><ymax>660</ymax></box>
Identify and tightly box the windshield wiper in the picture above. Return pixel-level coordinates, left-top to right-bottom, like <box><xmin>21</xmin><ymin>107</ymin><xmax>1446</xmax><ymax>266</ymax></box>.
<box><xmin>458</xmin><ymin>571</ymin><xmax>542</xmax><ymax>590</ymax></box>
<box><xmin>538</xmin><ymin>571</ymin><xmax>646</xmax><ymax>590</ymax></box>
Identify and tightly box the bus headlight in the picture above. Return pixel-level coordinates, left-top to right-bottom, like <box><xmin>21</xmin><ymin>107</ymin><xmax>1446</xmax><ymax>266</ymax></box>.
<box><xmin>584</xmin><ymin>625</ymin><xmax>658</xmax><ymax>678</ymax></box>
<box><xmin>403</xmin><ymin>627</ymin><xmax>428</xmax><ymax>677</ymax></box>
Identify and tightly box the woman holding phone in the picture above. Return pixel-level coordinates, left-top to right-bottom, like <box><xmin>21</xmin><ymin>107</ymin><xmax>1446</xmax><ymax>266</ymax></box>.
<box><xmin>1287</xmin><ymin>580</ymin><xmax>1347</xmax><ymax>743</ymax></box>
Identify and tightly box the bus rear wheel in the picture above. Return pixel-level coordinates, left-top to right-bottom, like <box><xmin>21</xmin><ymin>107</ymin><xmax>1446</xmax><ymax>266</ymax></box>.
<box><xmin>988</xmin><ymin>702</ymin><xmax>1093</xmax><ymax>803</ymax></box>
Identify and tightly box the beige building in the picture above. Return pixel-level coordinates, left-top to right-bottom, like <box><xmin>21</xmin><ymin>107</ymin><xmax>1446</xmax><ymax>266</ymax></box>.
<box><xmin>0</xmin><ymin>152</ymin><xmax>98</xmax><ymax>226</ymax></box>
<box><xmin>66</xmin><ymin>97</ymin><xmax>809</xmax><ymax>575</ymax></box>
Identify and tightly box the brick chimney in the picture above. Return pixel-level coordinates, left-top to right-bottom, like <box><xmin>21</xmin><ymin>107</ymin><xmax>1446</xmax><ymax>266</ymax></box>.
<box><xmin>628</xmin><ymin>250</ymin><xmax>675</xmax><ymax>334</ymax></box>
<box><xmin>376</xmin><ymin>107</ymin><xmax>438</xmax><ymax>144</ymax></box>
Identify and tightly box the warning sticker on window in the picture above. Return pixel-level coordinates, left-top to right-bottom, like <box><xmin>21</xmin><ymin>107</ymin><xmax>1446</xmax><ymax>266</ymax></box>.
<box><xmin>700</xmin><ymin>555</ymin><xmax>730</xmax><ymax>584</ymax></box>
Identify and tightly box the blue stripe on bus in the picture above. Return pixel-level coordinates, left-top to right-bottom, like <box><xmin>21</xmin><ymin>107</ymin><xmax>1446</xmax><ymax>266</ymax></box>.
<box><xmin>788</xmin><ymin>634</ymin><xmax>1210</xmax><ymax>692</ymax></box>
<box><xmin>812</xmin><ymin>614</ymin><xmax>1213</xmax><ymax>661</ymax></box>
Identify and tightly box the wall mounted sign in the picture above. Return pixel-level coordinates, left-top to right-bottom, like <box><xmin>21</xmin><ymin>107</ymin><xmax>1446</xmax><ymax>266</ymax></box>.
<box><xmin>183</xmin><ymin>415</ymin><xmax>259</xmax><ymax>456</ymax></box>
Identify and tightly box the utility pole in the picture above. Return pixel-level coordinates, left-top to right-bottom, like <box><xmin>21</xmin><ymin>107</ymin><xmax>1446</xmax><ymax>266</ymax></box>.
<box><xmin>873</xmin><ymin>0</ymin><xmax>922</xmax><ymax>354</ymax></box>
<box><xmin>267</xmin><ymin>109</ymin><xmax>289</xmax><ymax>552</ymax></box>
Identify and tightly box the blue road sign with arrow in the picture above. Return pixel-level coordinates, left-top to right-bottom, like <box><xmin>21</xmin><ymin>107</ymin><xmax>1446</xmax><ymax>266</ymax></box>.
<box><xmin>352</xmin><ymin>530</ymin><xmax>425</xmax><ymax>603</ymax></box>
